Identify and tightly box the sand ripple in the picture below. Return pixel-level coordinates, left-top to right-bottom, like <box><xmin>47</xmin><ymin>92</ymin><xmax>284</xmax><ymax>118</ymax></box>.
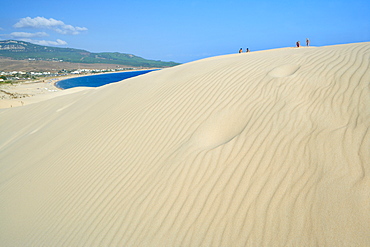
<box><xmin>0</xmin><ymin>43</ymin><xmax>369</xmax><ymax>246</ymax></box>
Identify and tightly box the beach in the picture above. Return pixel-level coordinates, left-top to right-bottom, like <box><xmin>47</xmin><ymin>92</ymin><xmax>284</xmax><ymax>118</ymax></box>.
<box><xmin>0</xmin><ymin>75</ymin><xmax>78</xmax><ymax>108</ymax></box>
<box><xmin>0</xmin><ymin>43</ymin><xmax>369</xmax><ymax>246</ymax></box>
<box><xmin>0</xmin><ymin>69</ymin><xmax>155</xmax><ymax>108</ymax></box>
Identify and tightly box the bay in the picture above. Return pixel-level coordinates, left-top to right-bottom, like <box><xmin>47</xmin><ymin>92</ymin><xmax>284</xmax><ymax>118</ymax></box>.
<box><xmin>56</xmin><ymin>70</ymin><xmax>156</xmax><ymax>89</ymax></box>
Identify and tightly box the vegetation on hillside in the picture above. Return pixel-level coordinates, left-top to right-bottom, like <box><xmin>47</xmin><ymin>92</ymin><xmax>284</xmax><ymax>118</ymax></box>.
<box><xmin>0</xmin><ymin>40</ymin><xmax>180</xmax><ymax>68</ymax></box>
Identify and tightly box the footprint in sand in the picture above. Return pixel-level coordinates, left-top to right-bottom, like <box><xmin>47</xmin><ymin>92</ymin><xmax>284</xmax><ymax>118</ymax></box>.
<box><xmin>188</xmin><ymin>109</ymin><xmax>248</xmax><ymax>150</ymax></box>
<box><xmin>268</xmin><ymin>64</ymin><xmax>300</xmax><ymax>78</ymax></box>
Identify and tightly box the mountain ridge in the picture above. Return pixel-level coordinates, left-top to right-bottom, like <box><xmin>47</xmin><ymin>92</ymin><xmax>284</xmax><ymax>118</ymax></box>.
<box><xmin>0</xmin><ymin>40</ymin><xmax>180</xmax><ymax>68</ymax></box>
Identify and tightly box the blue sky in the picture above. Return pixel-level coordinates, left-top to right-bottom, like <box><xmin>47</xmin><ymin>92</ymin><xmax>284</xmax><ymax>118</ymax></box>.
<box><xmin>1</xmin><ymin>0</ymin><xmax>369</xmax><ymax>63</ymax></box>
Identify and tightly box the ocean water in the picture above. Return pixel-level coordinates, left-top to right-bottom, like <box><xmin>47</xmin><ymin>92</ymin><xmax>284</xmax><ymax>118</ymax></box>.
<box><xmin>56</xmin><ymin>70</ymin><xmax>156</xmax><ymax>89</ymax></box>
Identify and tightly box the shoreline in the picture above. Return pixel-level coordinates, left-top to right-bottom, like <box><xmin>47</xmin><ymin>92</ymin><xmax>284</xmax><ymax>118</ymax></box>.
<box><xmin>0</xmin><ymin>68</ymin><xmax>160</xmax><ymax>108</ymax></box>
<box><xmin>0</xmin><ymin>74</ymin><xmax>78</xmax><ymax>108</ymax></box>
<box><xmin>54</xmin><ymin>68</ymin><xmax>159</xmax><ymax>89</ymax></box>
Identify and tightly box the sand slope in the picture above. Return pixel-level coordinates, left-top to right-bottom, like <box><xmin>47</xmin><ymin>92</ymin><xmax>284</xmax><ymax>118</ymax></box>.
<box><xmin>0</xmin><ymin>43</ymin><xmax>369</xmax><ymax>246</ymax></box>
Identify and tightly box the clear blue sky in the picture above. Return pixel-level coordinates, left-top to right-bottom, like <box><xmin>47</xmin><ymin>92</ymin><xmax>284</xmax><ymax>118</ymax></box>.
<box><xmin>1</xmin><ymin>0</ymin><xmax>369</xmax><ymax>63</ymax></box>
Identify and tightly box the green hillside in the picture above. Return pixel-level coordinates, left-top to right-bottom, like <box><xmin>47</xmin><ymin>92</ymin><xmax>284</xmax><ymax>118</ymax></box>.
<box><xmin>0</xmin><ymin>40</ymin><xmax>179</xmax><ymax>68</ymax></box>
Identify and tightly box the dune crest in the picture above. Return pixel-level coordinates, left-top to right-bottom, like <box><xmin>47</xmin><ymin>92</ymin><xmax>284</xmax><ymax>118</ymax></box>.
<box><xmin>0</xmin><ymin>43</ymin><xmax>369</xmax><ymax>246</ymax></box>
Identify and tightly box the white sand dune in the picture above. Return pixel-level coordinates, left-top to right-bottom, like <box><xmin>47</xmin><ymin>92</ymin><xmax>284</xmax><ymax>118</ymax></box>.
<box><xmin>0</xmin><ymin>43</ymin><xmax>369</xmax><ymax>246</ymax></box>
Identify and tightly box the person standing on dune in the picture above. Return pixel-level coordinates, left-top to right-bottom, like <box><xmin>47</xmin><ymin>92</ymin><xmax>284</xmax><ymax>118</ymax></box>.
<box><xmin>306</xmin><ymin>38</ymin><xmax>310</xmax><ymax>46</ymax></box>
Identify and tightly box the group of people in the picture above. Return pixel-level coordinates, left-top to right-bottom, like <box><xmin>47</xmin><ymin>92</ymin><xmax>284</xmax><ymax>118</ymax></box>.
<box><xmin>239</xmin><ymin>48</ymin><xmax>250</xmax><ymax>53</ymax></box>
<box><xmin>238</xmin><ymin>38</ymin><xmax>310</xmax><ymax>54</ymax></box>
<box><xmin>296</xmin><ymin>38</ymin><xmax>310</xmax><ymax>47</ymax></box>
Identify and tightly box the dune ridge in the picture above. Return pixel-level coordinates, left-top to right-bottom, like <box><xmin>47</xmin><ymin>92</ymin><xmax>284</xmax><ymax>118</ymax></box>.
<box><xmin>0</xmin><ymin>43</ymin><xmax>369</xmax><ymax>246</ymax></box>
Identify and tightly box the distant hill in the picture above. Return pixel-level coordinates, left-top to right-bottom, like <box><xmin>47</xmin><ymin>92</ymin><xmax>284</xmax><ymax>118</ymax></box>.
<box><xmin>0</xmin><ymin>40</ymin><xmax>180</xmax><ymax>68</ymax></box>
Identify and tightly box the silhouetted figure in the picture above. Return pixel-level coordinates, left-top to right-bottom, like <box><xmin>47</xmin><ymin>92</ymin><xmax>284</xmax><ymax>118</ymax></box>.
<box><xmin>296</xmin><ymin>41</ymin><xmax>300</xmax><ymax>47</ymax></box>
<box><xmin>239</xmin><ymin>48</ymin><xmax>243</xmax><ymax>53</ymax></box>
<box><xmin>306</xmin><ymin>38</ymin><xmax>310</xmax><ymax>46</ymax></box>
<box><xmin>246</xmin><ymin>48</ymin><xmax>250</xmax><ymax>52</ymax></box>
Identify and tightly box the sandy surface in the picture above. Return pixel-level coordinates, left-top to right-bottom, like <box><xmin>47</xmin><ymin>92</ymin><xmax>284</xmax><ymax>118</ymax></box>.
<box><xmin>0</xmin><ymin>76</ymin><xmax>92</xmax><ymax>108</ymax></box>
<box><xmin>0</xmin><ymin>43</ymin><xmax>369</xmax><ymax>246</ymax></box>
